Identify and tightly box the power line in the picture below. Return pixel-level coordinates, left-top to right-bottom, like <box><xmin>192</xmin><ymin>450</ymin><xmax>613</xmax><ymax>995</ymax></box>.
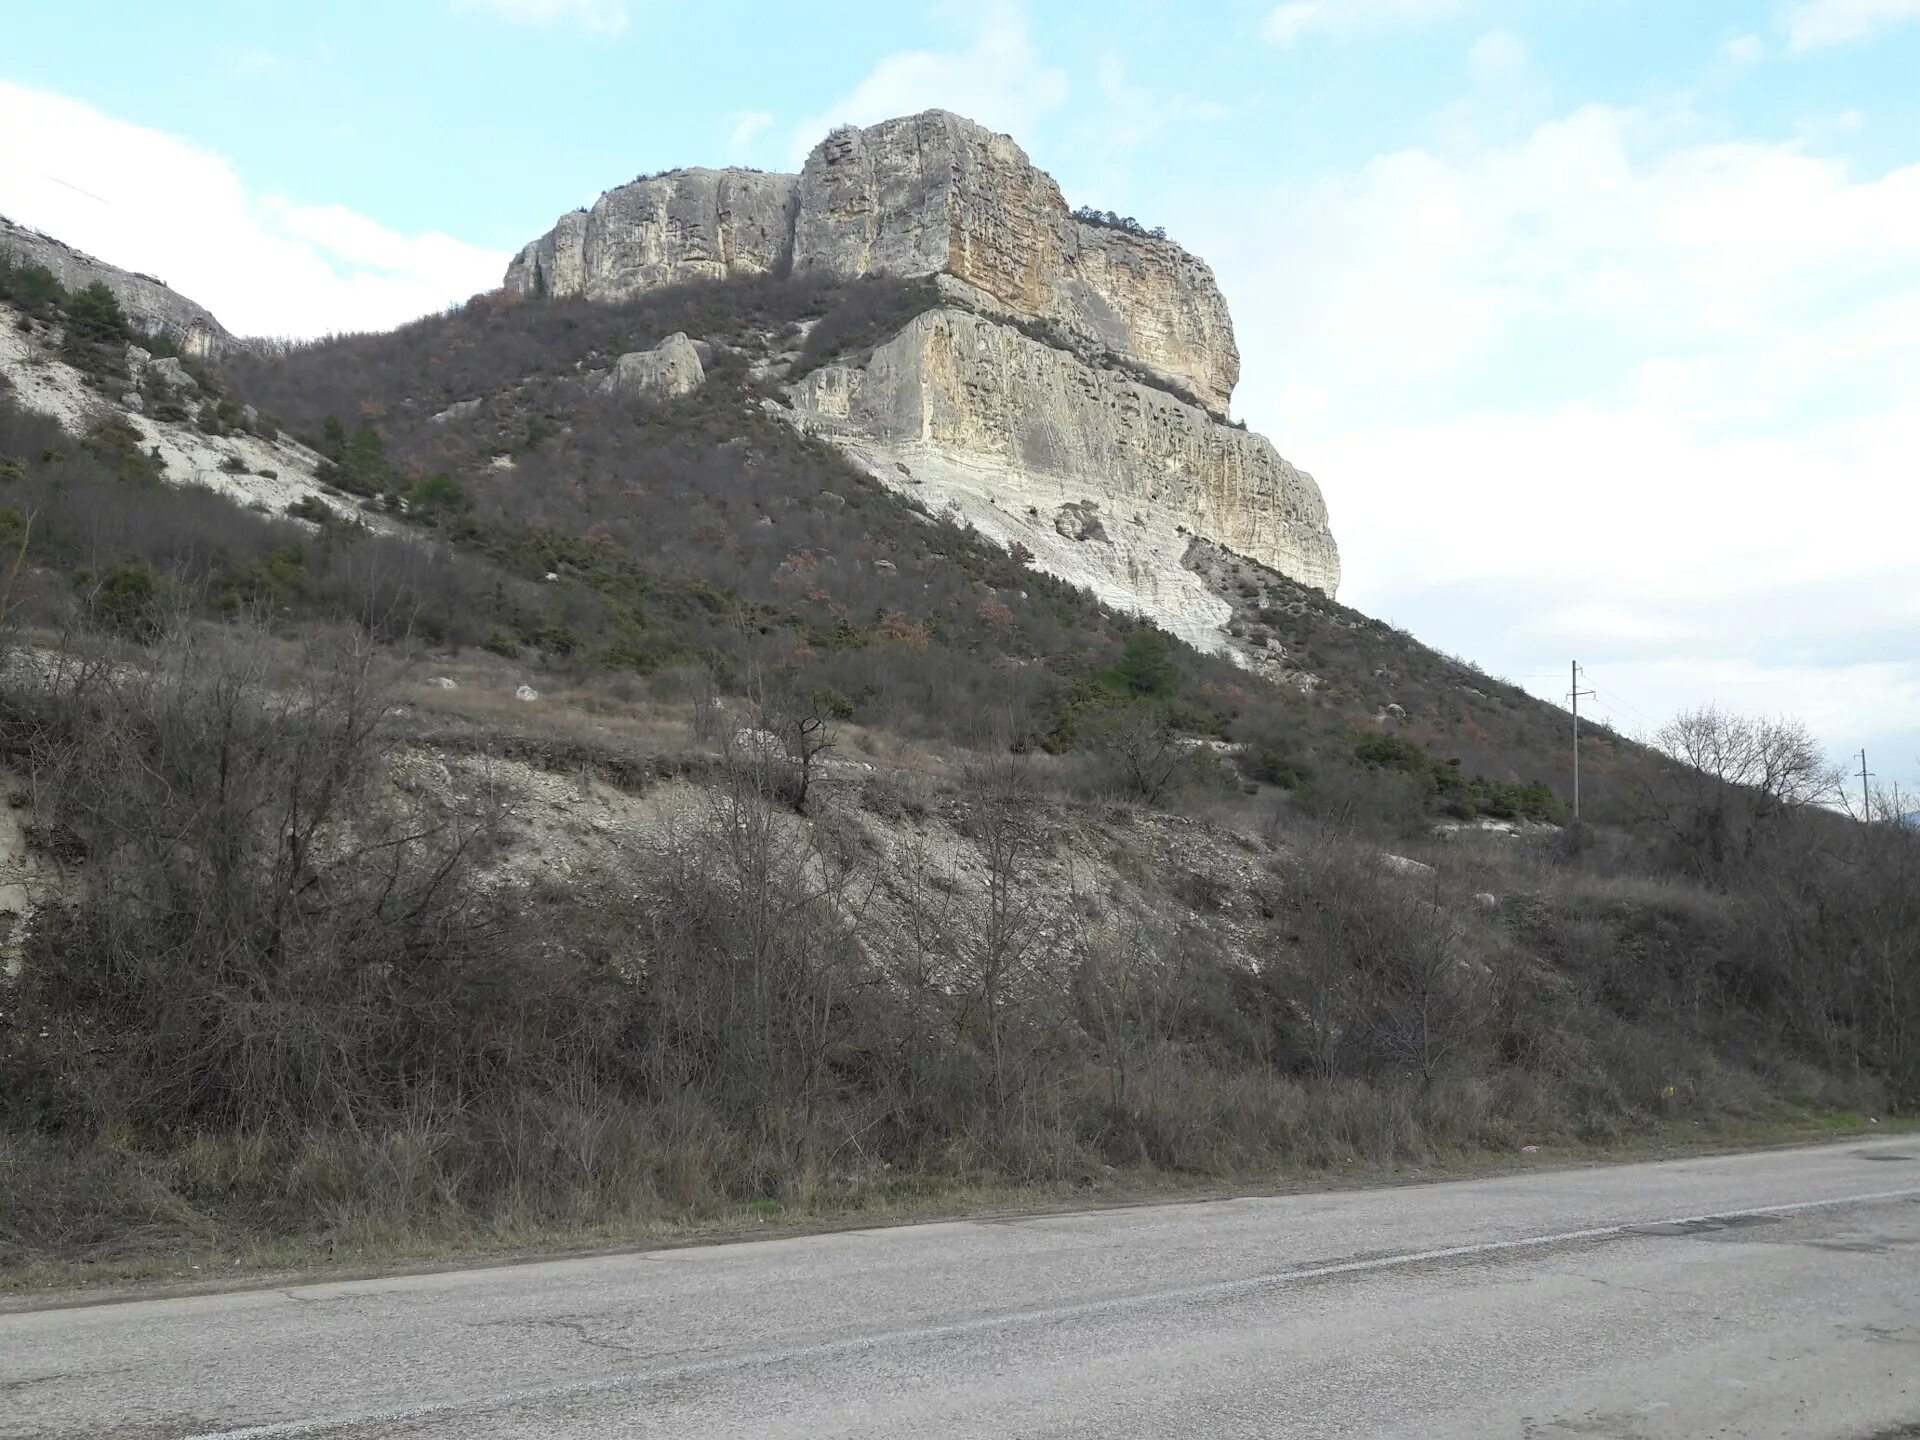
<box><xmin>1857</xmin><ymin>749</ymin><xmax>1874</xmax><ymax>821</ymax></box>
<box><xmin>41</xmin><ymin>173</ymin><xmax>110</xmax><ymax>206</ymax></box>
<box><xmin>1595</xmin><ymin>684</ymin><xmax>1657</xmax><ymax>728</ymax></box>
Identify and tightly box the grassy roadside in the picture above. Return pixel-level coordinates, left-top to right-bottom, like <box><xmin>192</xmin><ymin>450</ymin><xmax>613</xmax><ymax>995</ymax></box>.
<box><xmin>5</xmin><ymin>1109</ymin><xmax>1910</xmax><ymax>1312</ymax></box>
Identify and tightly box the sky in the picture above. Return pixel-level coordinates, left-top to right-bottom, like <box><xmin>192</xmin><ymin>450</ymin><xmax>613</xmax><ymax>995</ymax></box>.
<box><xmin>3</xmin><ymin>0</ymin><xmax>1917</xmax><ymax>796</ymax></box>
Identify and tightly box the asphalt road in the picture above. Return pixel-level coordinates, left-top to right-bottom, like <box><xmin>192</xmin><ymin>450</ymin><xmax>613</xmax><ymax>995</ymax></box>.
<box><xmin>5</xmin><ymin>1139</ymin><xmax>1919</xmax><ymax>1439</ymax></box>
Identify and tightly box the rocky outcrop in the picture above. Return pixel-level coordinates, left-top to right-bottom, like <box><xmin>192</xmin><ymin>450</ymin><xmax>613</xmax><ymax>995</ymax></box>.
<box><xmin>504</xmin><ymin>169</ymin><xmax>798</xmax><ymax>300</ymax></box>
<box><xmin>504</xmin><ymin>112</ymin><xmax>1237</xmax><ymax>417</ymax></box>
<box><xmin>793</xmin><ymin>112</ymin><xmax>1237</xmax><ymax>417</ymax></box>
<box><xmin>791</xmin><ymin>308</ymin><xmax>1339</xmax><ymax>597</ymax></box>
<box><xmin>505</xmin><ymin>109</ymin><xmax>1342</xmax><ymax>641</ymax></box>
<box><xmin>603</xmin><ymin>332</ymin><xmax>705</xmax><ymax>400</ymax></box>
<box><xmin>1</xmin><ymin>215</ymin><xmax>236</xmax><ymax>359</ymax></box>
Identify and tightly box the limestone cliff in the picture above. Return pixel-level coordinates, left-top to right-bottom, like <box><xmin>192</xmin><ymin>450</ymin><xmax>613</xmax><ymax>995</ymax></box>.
<box><xmin>1</xmin><ymin>215</ymin><xmax>236</xmax><ymax>359</ymax></box>
<box><xmin>789</xmin><ymin>308</ymin><xmax>1338</xmax><ymax>656</ymax></box>
<box><xmin>504</xmin><ymin>109</ymin><xmax>1342</xmax><ymax>640</ymax></box>
<box><xmin>504</xmin><ymin>112</ymin><xmax>1236</xmax><ymax>417</ymax></box>
<box><xmin>504</xmin><ymin>169</ymin><xmax>799</xmax><ymax>300</ymax></box>
<box><xmin>791</xmin><ymin>112</ymin><xmax>1237</xmax><ymax>417</ymax></box>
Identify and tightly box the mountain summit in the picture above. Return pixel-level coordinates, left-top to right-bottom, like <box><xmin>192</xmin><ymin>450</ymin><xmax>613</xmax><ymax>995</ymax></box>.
<box><xmin>506</xmin><ymin>110</ymin><xmax>1339</xmax><ymax>651</ymax></box>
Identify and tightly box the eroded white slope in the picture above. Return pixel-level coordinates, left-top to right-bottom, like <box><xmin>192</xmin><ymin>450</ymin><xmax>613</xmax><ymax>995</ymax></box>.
<box><xmin>0</xmin><ymin>311</ymin><xmax>368</xmax><ymax>528</ymax></box>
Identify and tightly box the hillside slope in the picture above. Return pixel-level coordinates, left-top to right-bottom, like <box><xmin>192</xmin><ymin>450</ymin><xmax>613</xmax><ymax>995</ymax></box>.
<box><xmin>504</xmin><ymin>110</ymin><xmax>1341</xmax><ymax>639</ymax></box>
<box><xmin>1</xmin><ymin>210</ymin><xmax>1913</xmax><ymax>1286</ymax></box>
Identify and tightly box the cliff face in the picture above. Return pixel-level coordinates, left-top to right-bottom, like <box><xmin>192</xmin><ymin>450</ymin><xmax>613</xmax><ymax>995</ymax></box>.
<box><xmin>504</xmin><ymin>112</ymin><xmax>1237</xmax><ymax>417</ymax></box>
<box><xmin>1</xmin><ymin>216</ymin><xmax>236</xmax><ymax>359</ymax></box>
<box><xmin>790</xmin><ymin>308</ymin><xmax>1338</xmax><ymax>654</ymax></box>
<box><xmin>792</xmin><ymin>309</ymin><xmax>1336</xmax><ymax>592</ymax></box>
<box><xmin>503</xmin><ymin>109</ymin><xmax>1341</xmax><ymax>635</ymax></box>
<box><xmin>503</xmin><ymin>169</ymin><xmax>799</xmax><ymax>299</ymax></box>
<box><xmin>791</xmin><ymin>113</ymin><xmax>1237</xmax><ymax>416</ymax></box>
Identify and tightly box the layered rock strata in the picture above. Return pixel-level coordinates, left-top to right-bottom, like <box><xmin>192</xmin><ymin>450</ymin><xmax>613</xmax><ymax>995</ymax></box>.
<box><xmin>789</xmin><ymin>308</ymin><xmax>1339</xmax><ymax>652</ymax></box>
<box><xmin>506</xmin><ymin>111</ymin><xmax>1237</xmax><ymax>417</ymax></box>
<box><xmin>505</xmin><ymin>108</ymin><xmax>1342</xmax><ymax>629</ymax></box>
<box><xmin>1</xmin><ymin>215</ymin><xmax>236</xmax><ymax>359</ymax></box>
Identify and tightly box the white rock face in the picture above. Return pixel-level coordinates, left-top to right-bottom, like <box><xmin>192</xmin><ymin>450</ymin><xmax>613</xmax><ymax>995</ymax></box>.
<box><xmin>603</xmin><ymin>332</ymin><xmax>705</xmax><ymax>401</ymax></box>
<box><xmin>2</xmin><ymin>215</ymin><xmax>237</xmax><ymax>358</ymax></box>
<box><xmin>503</xmin><ymin>110</ymin><xmax>1343</xmax><ymax>650</ymax></box>
<box><xmin>504</xmin><ymin>111</ymin><xmax>1238</xmax><ymax>417</ymax></box>
<box><xmin>789</xmin><ymin>307</ymin><xmax>1340</xmax><ymax>598</ymax></box>
<box><xmin>0</xmin><ymin>302</ymin><xmax>376</xmax><ymax>531</ymax></box>
<box><xmin>505</xmin><ymin>169</ymin><xmax>799</xmax><ymax>299</ymax></box>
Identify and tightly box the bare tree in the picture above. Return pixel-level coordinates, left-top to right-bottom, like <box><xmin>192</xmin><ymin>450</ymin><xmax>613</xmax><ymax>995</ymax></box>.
<box><xmin>1283</xmin><ymin>845</ymin><xmax>1491</xmax><ymax>1087</ymax></box>
<box><xmin>1086</xmin><ymin>704</ymin><xmax>1195</xmax><ymax>805</ymax></box>
<box><xmin>1644</xmin><ymin>706</ymin><xmax>1837</xmax><ymax>877</ymax></box>
<box><xmin>951</xmin><ymin>754</ymin><xmax>1062</xmax><ymax>1118</ymax></box>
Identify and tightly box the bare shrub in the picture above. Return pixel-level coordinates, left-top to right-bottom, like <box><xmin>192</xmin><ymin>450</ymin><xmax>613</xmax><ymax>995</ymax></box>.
<box><xmin>1277</xmin><ymin>845</ymin><xmax>1496</xmax><ymax>1087</ymax></box>
<box><xmin>1643</xmin><ymin>706</ymin><xmax>1837</xmax><ymax>878</ymax></box>
<box><xmin>1084</xmin><ymin>704</ymin><xmax>1195</xmax><ymax>805</ymax></box>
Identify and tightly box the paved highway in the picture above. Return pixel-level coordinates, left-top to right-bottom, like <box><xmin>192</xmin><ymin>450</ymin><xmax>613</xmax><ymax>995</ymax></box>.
<box><xmin>4</xmin><ymin>1139</ymin><xmax>1918</xmax><ymax>1438</ymax></box>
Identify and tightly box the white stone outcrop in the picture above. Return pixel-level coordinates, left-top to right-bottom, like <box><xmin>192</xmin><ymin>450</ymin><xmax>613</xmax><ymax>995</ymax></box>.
<box><xmin>2</xmin><ymin>215</ymin><xmax>236</xmax><ymax>359</ymax></box>
<box><xmin>505</xmin><ymin>169</ymin><xmax>798</xmax><ymax>299</ymax></box>
<box><xmin>789</xmin><ymin>308</ymin><xmax>1339</xmax><ymax>597</ymax></box>
<box><xmin>504</xmin><ymin>109</ymin><xmax>1343</xmax><ymax>645</ymax></box>
<box><xmin>602</xmin><ymin>332</ymin><xmax>705</xmax><ymax>401</ymax></box>
<box><xmin>504</xmin><ymin>111</ymin><xmax>1238</xmax><ymax>417</ymax></box>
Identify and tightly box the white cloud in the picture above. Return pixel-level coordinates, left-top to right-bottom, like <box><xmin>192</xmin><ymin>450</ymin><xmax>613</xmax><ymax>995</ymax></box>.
<box><xmin>786</xmin><ymin>4</ymin><xmax>1067</xmax><ymax>164</ymax></box>
<box><xmin>1263</xmin><ymin>0</ymin><xmax>1465</xmax><ymax>46</ymax></box>
<box><xmin>1467</xmin><ymin>30</ymin><xmax>1531</xmax><ymax>84</ymax></box>
<box><xmin>1782</xmin><ymin>0</ymin><xmax>1920</xmax><ymax>50</ymax></box>
<box><xmin>1185</xmin><ymin>97</ymin><xmax>1920</xmax><ymax>782</ymax></box>
<box><xmin>450</xmin><ymin>0</ymin><xmax>628</xmax><ymax>33</ymax></box>
<box><xmin>0</xmin><ymin>83</ymin><xmax>507</xmax><ymax>339</ymax></box>
<box><xmin>725</xmin><ymin>110</ymin><xmax>775</xmax><ymax>157</ymax></box>
<box><xmin>1726</xmin><ymin>32</ymin><xmax>1766</xmax><ymax>62</ymax></box>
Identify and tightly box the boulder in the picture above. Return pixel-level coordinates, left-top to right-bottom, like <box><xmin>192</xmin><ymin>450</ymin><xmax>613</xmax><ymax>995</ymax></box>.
<box><xmin>430</xmin><ymin>398</ymin><xmax>483</xmax><ymax>426</ymax></box>
<box><xmin>734</xmin><ymin>727</ymin><xmax>786</xmax><ymax>759</ymax></box>
<box><xmin>145</xmin><ymin>357</ymin><xmax>196</xmax><ymax>396</ymax></box>
<box><xmin>1380</xmin><ymin>854</ymin><xmax>1435</xmax><ymax>878</ymax></box>
<box><xmin>1054</xmin><ymin>501</ymin><xmax>1109</xmax><ymax>544</ymax></box>
<box><xmin>603</xmin><ymin>333</ymin><xmax>704</xmax><ymax>401</ymax></box>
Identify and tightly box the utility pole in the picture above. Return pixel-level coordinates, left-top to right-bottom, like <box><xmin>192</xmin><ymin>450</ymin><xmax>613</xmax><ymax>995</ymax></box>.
<box><xmin>1857</xmin><ymin>749</ymin><xmax>1874</xmax><ymax>821</ymax></box>
<box><xmin>1570</xmin><ymin>661</ymin><xmax>1596</xmax><ymax>822</ymax></box>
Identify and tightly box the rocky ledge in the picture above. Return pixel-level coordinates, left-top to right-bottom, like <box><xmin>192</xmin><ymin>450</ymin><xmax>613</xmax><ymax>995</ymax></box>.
<box><xmin>505</xmin><ymin>108</ymin><xmax>1341</xmax><ymax>640</ymax></box>
<box><xmin>1</xmin><ymin>215</ymin><xmax>237</xmax><ymax>359</ymax></box>
<box><xmin>505</xmin><ymin>110</ymin><xmax>1238</xmax><ymax>418</ymax></box>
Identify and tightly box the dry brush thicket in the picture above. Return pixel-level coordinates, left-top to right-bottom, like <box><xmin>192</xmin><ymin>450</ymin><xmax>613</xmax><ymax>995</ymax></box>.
<box><xmin>0</xmin><ymin>276</ymin><xmax>1914</xmax><ymax>1271</ymax></box>
<box><xmin>1</xmin><ymin>621</ymin><xmax>1912</xmax><ymax>1269</ymax></box>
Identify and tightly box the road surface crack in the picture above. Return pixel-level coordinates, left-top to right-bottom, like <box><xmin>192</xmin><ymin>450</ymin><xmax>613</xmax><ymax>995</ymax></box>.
<box><xmin>478</xmin><ymin>1313</ymin><xmax>639</xmax><ymax>1356</ymax></box>
<box><xmin>1571</xmin><ymin>1272</ymin><xmax>1659</xmax><ymax>1299</ymax></box>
